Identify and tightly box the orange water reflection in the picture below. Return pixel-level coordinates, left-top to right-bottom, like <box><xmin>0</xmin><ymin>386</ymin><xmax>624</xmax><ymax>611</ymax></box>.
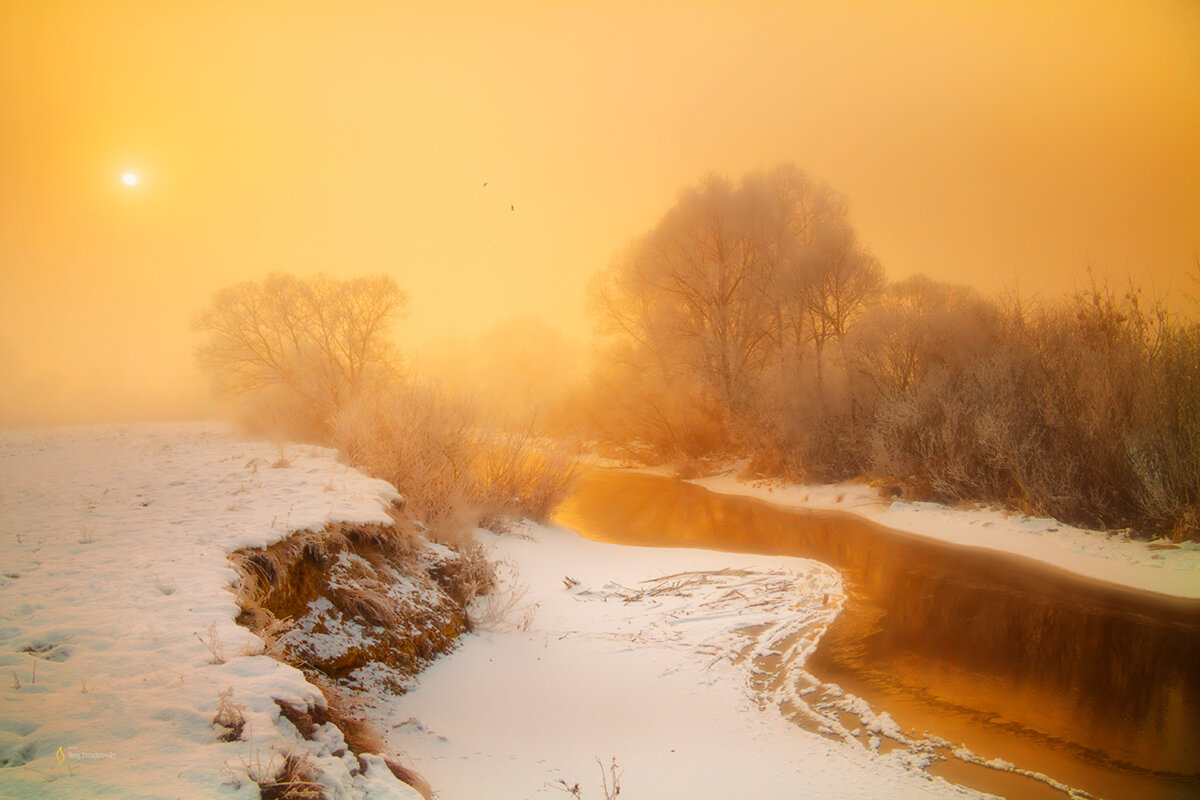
<box><xmin>554</xmin><ymin>470</ymin><xmax>1200</xmax><ymax>800</ymax></box>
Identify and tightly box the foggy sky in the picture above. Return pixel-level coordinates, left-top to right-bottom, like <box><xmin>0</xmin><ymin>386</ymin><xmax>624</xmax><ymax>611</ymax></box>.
<box><xmin>2</xmin><ymin>0</ymin><xmax>1197</xmax><ymax>424</ymax></box>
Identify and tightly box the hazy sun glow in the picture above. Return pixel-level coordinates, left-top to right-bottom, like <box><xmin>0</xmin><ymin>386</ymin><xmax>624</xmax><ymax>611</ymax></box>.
<box><xmin>0</xmin><ymin>0</ymin><xmax>1197</xmax><ymax>425</ymax></box>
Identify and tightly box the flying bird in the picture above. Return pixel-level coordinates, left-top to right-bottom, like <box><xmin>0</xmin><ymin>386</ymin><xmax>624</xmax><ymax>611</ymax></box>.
<box><xmin>511</xmin><ymin>204</ymin><xmax>515</xmax><ymax>211</ymax></box>
<box><xmin>483</xmin><ymin>182</ymin><xmax>488</xmax><ymax>187</ymax></box>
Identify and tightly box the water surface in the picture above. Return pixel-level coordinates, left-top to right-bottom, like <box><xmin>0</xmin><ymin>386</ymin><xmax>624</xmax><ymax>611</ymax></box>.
<box><xmin>554</xmin><ymin>470</ymin><xmax>1200</xmax><ymax>800</ymax></box>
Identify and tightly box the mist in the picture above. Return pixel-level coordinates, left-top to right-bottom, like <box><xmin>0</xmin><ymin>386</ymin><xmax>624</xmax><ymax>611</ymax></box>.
<box><xmin>5</xmin><ymin>7</ymin><xmax>1200</xmax><ymax>799</ymax></box>
<box><xmin>2</xmin><ymin>0</ymin><xmax>1197</xmax><ymax>426</ymax></box>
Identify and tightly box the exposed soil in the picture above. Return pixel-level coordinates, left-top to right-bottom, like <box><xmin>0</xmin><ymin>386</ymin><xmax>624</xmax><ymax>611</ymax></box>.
<box><xmin>229</xmin><ymin>519</ymin><xmax>478</xmax><ymax>799</ymax></box>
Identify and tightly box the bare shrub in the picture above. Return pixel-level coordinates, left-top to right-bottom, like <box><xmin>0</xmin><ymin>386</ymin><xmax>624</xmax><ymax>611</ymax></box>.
<box><xmin>197</xmin><ymin>621</ymin><xmax>226</xmax><ymax>665</ymax></box>
<box><xmin>548</xmin><ymin>757</ymin><xmax>623</xmax><ymax>799</ymax></box>
<box><xmin>332</xmin><ymin>382</ymin><xmax>483</xmax><ymax>526</ymax></box>
<box><xmin>590</xmin><ymin>185</ymin><xmax>1198</xmax><ymax>539</ymax></box>
<box><xmin>585</xmin><ymin>352</ymin><xmax>729</xmax><ymax>462</ymax></box>
<box><xmin>213</xmin><ymin>687</ymin><xmax>247</xmax><ymax>742</ymax></box>
<box><xmin>739</xmin><ymin>359</ymin><xmax>870</xmax><ymax>483</ymax></box>
<box><xmin>597</xmin><ymin>756</ymin><xmax>623</xmax><ymax>799</ymax></box>
<box><xmin>331</xmin><ymin>383</ymin><xmax>581</xmax><ymax>617</ymax></box>
<box><xmin>332</xmin><ymin>382</ymin><xmax>579</xmax><ymax>531</ymax></box>
<box><xmin>864</xmin><ymin>279</ymin><xmax>1200</xmax><ymax>538</ymax></box>
<box><xmin>1123</xmin><ymin>320</ymin><xmax>1200</xmax><ymax>539</ymax></box>
<box><xmin>472</xmin><ymin>425</ymin><xmax>580</xmax><ymax>528</ymax></box>
<box><xmin>247</xmin><ymin>748</ymin><xmax>323</xmax><ymax>800</ymax></box>
<box><xmin>468</xmin><ymin>558</ymin><xmax>536</xmax><ymax>633</ymax></box>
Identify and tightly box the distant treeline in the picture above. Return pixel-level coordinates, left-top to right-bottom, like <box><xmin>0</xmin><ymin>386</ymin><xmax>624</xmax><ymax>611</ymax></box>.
<box><xmin>193</xmin><ymin>273</ymin><xmax>577</xmax><ymax>545</ymax></box>
<box><xmin>587</xmin><ymin>164</ymin><xmax>1200</xmax><ymax>540</ymax></box>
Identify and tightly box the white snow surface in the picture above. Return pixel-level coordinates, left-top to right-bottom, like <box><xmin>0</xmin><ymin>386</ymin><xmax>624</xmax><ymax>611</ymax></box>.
<box><xmin>681</xmin><ymin>466</ymin><xmax>1200</xmax><ymax>599</ymax></box>
<box><xmin>0</xmin><ymin>423</ymin><xmax>422</xmax><ymax>800</ymax></box>
<box><xmin>1</xmin><ymin>426</ymin><xmax>1048</xmax><ymax>800</ymax></box>
<box><xmin>381</xmin><ymin>523</ymin><xmax>988</xmax><ymax>799</ymax></box>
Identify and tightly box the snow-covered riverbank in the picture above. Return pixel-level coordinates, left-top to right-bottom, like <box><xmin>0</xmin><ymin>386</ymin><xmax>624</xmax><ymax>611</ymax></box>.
<box><xmin>0</xmin><ymin>424</ymin><xmax>423</xmax><ymax>799</ymax></box>
<box><xmin>380</xmin><ymin>522</ymin><xmax>992</xmax><ymax>799</ymax></box>
<box><xmin>675</xmin><ymin>467</ymin><xmax>1200</xmax><ymax>600</ymax></box>
<box><xmin>5</xmin><ymin>425</ymin><xmax>1139</xmax><ymax>800</ymax></box>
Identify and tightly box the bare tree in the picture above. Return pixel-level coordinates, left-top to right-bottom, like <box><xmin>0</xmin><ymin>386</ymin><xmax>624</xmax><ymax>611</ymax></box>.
<box><xmin>194</xmin><ymin>273</ymin><xmax>406</xmax><ymax>439</ymax></box>
<box><xmin>594</xmin><ymin>174</ymin><xmax>776</xmax><ymax>415</ymax></box>
<box><xmin>771</xmin><ymin>200</ymin><xmax>882</xmax><ymax>394</ymax></box>
<box><xmin>591</xmin><ymin>164</ymin><xmax>881</xmax><ymax>451</ymax></box>
<box><xmin>852</xmin><ymin>275</ymin><xmax>999</xmax><ymax>397</ymax></box>
<box><xmin>1185</xmin><ymin>254</ymin><xmax>1200</xmax><ymax>314</ymax></box>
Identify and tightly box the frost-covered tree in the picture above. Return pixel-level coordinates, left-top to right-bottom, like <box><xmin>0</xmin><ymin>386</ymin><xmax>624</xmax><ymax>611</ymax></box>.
<box><xmin>194</xmin><ymin>273</ymin><xmax>406</xmax><ymax>439</ymax></box>
<box><xmin>591</xmin><ymin>164</ymin><xmax>881</xmax><ymax>450</ymax></box>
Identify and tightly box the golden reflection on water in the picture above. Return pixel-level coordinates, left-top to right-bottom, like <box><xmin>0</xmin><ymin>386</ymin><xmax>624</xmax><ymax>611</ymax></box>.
<box><xmin>554</xmin><ymin>470</ymin><xmax>1200</xmax><ymax>800</ymax></box>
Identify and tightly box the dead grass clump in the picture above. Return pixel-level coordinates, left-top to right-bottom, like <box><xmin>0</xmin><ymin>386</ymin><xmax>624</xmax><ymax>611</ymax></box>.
<box><xmin>255</xmin><ymin>751</ymin><xmax>324</xmax><ymax>800</ymax></box>
<box><xmin>549</xmin><ymin>757</ymin><xmax>623</xmax><ymax>799</ymax></box>
<box><xmin>231</xmin><ymin>524</ymin><xmax>449</xmax><ymax>799</ymax></box>
<box><xmin>197</xmin><ymin>621</ymin><xmax>226</xmax><ymax>665</ymax></box>
<box><xmin>233</xmin><ymin>523</ymin><xmax>418</xmax><ymax>621</ymax></box>
<box><xmin>467</xmin><ymin>558</ymin><xmax>536</xmax><ymax>633</ymax></box>
<box><xmin>306</xmin><ymin>679</ymin><xmax>434</xmax><ymax>800</ymax></box>
<box><xmin>213</xmin><ymin>687</ymin><xmax>247</xmax><ymax>742</ymax></box>
<box><xmin>230</xmin><ymin>521</ymin><xmax>468</xmax><ymax>681</ymax></box>
<box><xmin>275</xmin><ymin>699</ymin><xmax>330</xmax><ymax>743</ymax></box>
<box><xmin>438</xmin><ymin>540</ymin><xmax>495</xmax><ymax>615</ymax></box>
<box><xmin>308</xmin><ymin>679</ymin><xmax>384</xmax><ymax>755</ymax></box>
<box><xmin>418</xmin><ymin>512</ymin><xmax>495</xmax><ymax>613</ymax></box>
<box><xmin>382</xmin><ymin>759</ymin><xmax>433</xmax><ymax>800</ymax></box>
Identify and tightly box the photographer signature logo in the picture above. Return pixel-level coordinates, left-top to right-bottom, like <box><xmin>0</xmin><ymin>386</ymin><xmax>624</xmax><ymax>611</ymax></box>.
<box><xmin>56</xmin><ymin>745</ymin><xmax>118</xmax><ymax>765</ymax></box>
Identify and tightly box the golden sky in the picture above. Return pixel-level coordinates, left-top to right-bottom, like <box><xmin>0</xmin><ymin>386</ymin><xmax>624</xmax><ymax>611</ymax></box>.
<box><xmin>1</xmin><ymin>0</ymin><xmax>1197</xmax><ymax>424</ymax></box>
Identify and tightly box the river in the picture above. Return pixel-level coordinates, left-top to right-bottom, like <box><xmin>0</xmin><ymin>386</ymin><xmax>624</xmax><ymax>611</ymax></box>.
<box><xmin>553</xmin><ymin>469</ymin><xmax>1200</xmax><ymax>800</ymax></box>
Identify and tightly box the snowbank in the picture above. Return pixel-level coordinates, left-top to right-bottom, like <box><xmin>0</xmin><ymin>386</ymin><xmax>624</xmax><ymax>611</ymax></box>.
<box><xmin>381</xmin><ymin>522</ymin><xmax>991</xmax><ymax>799</ymax></box>
<box><xmin>0</xmin><ymin>423</ymin><xmax>423</xmax><ymax>799</ymax></box>
<box><xmin>685</xmin><ymin>468</ymin><xmax>1200</xmax><ymax>599</ymax></box>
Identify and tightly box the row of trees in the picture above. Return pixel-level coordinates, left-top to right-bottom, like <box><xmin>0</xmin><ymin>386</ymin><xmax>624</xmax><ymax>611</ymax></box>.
<box><xmin>191</xmin><ymin>165</ymin><xmax>1199</xmax><ymax>540</ymax></box>
<box><xmin>588</xmin><ymin>164</ymin><xmax>1200</xmax><ymax>539</ymax></box>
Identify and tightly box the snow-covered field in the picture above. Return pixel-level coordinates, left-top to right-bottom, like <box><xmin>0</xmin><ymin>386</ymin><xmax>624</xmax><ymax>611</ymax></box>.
<box><xmin>681</xmin><ymin>467</ymin><xmax>1200</xmax><ymax>600</ymax></box>
<box><xmin>7</xmin><ymin>425</ymin><xmax>1154</xmax><ymax>800</ymax></box>
<box><xmin>0</xmin><ymin>424</ymin><xmax>422</xmax><ymax>799</ymax></box>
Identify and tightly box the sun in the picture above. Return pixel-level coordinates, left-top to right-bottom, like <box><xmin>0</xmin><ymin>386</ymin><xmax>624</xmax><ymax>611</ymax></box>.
<box><xmin>121</xmin><ymin>172</ymin><xmax>139</xmax><ymax>187</ymax></box>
